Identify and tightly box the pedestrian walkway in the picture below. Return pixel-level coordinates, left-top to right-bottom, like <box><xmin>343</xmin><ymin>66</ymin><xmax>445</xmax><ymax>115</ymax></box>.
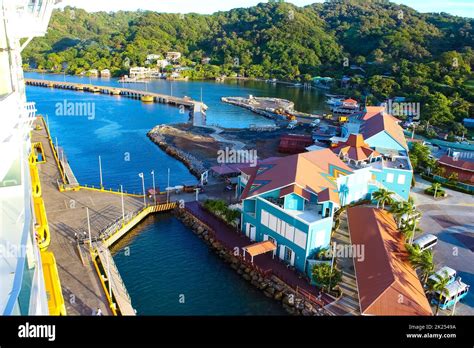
<box><xmin>323</xmin><ymin>210</ymin><xmax>360</xmax><ymax>316</ymax></box>
<box><xmin>185</xmin><ymin>201</ymin><xmax>333</xmax><ymax>307</ymax></box>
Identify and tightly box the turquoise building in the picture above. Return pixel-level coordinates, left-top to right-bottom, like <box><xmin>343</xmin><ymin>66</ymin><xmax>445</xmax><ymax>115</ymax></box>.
<box><xmin>237</xmin><ymin>106</ymin><xmax>413</xmax><ymax>275</ymax></box>
<box><xmin>238</xmin><ymin>149</ymin><xmax>352</xmax><ymax>274</ymax></box>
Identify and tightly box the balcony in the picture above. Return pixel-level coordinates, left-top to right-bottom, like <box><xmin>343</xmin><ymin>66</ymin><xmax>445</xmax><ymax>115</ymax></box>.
<box><xmin>284</xmin><ymin>203</ymin><xmax>326</xmax><ymax>224</ymax></box>
<box><xmin>263</xmin><ymin>197</ymin><xmax>327</xmax><ymax>225</ymax></box>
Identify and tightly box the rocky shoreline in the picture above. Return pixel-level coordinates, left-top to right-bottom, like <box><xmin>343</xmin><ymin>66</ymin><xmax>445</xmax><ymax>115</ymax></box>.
<box><xmin>174</xmin><ymin>207</ymin><xmax>328</xmax><ymax>316</ymax></box>
<box><xmin>147</xmin><ymin>125</ymin><xmax>206</xmax><ymax>179</ymax></box>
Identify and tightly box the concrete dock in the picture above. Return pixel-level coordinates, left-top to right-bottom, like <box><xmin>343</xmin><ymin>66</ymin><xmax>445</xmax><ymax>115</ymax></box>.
<box><xmin>31</xmin><ymin>116</ymin><xmax>175</xmax><ymax>315</ymax></box>
<box><xmin>26</xmin><ymin>78</ymin><xmax>208</xmax><ymax>112</ymax></box>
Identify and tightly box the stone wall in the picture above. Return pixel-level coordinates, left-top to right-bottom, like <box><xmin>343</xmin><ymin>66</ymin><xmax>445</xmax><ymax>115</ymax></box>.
<box><xmin>175</xmin><ymin>208</ymin><xmax>328</xmax><ymax>316</ymax></box>
<box><xmin>147</xmin><ymin>126</ymin><xmax>205</xmax><ymax>178</ymax></box>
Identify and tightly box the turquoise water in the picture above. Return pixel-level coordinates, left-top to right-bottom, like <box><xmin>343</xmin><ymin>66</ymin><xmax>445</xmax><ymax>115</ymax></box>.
<box><xmin>26</xmin><ymin>74</ymin><xmax>325</xmax><ymax>315</ymax></box>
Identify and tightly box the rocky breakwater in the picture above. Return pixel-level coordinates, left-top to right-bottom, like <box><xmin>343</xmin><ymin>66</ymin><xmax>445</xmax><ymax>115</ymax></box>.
<box><xmin>147</xmin><ymin>125</ymin><xmax>207</xmax><ymax>178</ymax></box>
<box><xmin>174</xmin><ymin>208</ymin><xmax>328</xmax><ymax>316</ymax></box>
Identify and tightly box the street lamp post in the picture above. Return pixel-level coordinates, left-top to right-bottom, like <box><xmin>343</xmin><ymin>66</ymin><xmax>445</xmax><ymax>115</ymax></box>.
<box><xmin>138</xmin><ymin>173</ymin><xmax>146</xmax><ymax>207</ymax></box>
<box><xmin>151</xmin><ymin>170</ymin><xmax>156</xmax><ymax>203</ymax></box>
<box><xmin>99</xmin><ymin>155</ymin><xmax>103</xmax><ymax>189</ymax></box>
<box><xmin>86</xmin><ymin>207</ymin><xmax>92</xmax><ymax>248</ymax></box>
<box><xmin>120</xmin><ymin>184</ymin><xmax>125</xmax><ymax>223</ymax></box>
<box><xmin>328</xmin><ymin>242</ymin><xmax>337</xmax><ymax>292</ymax></box>
<box><xmin>167</xmin><ymin>168</ymin><xmax>170</xmax><ymax>204</ymax></box>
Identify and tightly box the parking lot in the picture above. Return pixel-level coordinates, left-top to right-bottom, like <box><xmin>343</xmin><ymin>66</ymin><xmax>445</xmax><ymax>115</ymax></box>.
<box><xmin>411</xmin><ymin>176</ymin><xmax>474</xmax><ymax>315</ymax></box>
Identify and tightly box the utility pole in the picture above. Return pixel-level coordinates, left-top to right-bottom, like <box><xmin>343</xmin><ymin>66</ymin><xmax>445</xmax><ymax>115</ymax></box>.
<box><xmin>86</xmin><ymin>207</ymin><xmax>92</xmax><ymax>248</ymax></box>
<box><xmin>120</xmin><ymin>184</ymin><xmax>125</xmax><ymax>223</ymax></box>
<box><xmin>328</xmin><ymin>242</ymin><xmax>337</xmax><ymax>292</ymax></box>
<box><xmin>151</xmin><ymin>170</ymin><xmax>156</xmax><ymax>203</ymax></box>
<box><xmin>167</xmin><ymin>168</ymin><xmax>170</xmax><ymax>204</ymax></box>
<box><xmin>138</xmin><ymin>173</ymin><xmax>146</xmax><ymax>207</ymax></box>
<box><xmin>99</xmin><ymin>155</ymin><xmax>103</xmax><ymax>189</ymax></box>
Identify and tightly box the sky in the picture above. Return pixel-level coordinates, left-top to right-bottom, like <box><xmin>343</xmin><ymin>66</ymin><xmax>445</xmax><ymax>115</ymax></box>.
<box><xmin>59</xmin><ymin>0</ymin><xmax>474</xmax><ymax>18</ymax></box>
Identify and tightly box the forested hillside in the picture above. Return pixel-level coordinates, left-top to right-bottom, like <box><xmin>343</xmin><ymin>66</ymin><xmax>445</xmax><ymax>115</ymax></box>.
<box><xmin>22</xmin><ymin>0</ymin><xmax>474</xmax><ymax>133</ymax></box>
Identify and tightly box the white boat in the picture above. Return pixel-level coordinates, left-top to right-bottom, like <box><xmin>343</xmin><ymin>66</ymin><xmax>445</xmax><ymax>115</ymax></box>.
<box><xmin>326</xmin><ymin>97</ymin><xmax>343</xmax><ymax>106</ymax></box>
<box><xmin>287</xmin><ymin>120</ymin><xmax>298</xmax><ymax>129</ymax></box>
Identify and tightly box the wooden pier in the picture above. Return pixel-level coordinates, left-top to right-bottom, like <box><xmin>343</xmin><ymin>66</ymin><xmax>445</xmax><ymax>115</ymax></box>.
<box><xmin>25</xmin><ymin>78</ymin><xmax>208</xmax><ymax>112</ymax></box>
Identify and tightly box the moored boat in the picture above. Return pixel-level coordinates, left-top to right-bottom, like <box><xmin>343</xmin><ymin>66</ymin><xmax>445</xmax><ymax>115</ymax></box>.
<box><xmin>141</xmin><ymin>95</ymin><xmax>154</xmax><ymax>103</ymax></box>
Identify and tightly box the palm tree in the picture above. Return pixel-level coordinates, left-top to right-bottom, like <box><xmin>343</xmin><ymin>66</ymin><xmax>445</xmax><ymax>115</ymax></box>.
<box><xmin>431</xmin><ymin>183</ymin><xmax>442</xmax><ymax>198</ymax></box>
<box><xmin>406</xmin><ymin>244</ymin><xmax>434</xmax><ymax>285</ymax></box>
<box><xmin>418</xmin><ymin>250</ymin><xmax>435</xmax><ymax>285</ymax></box>
<box><xmin>372</xmin><ymin>188</ymin><xmax>394</xmax><ymax>210</ymax></box>
<box><xmin>400</xmin><ymin>222</ymin><xmax>422</xmax><ymax>243</ymax></box>
<box><xmin>393</xmin><ymin>197</ymin><xmax>417</xmax><ymax>228</ymax></box>
<box><xmin>427</xmin><ymin>271</ymin><xmax>452</xmax><ymax>316</ymax></box>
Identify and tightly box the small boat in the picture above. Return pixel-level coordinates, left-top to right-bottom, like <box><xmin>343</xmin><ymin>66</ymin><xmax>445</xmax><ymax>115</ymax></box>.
<box><xmin>326</xmin><ymin>97</ymin><xmax>343</xmax><ymax>106</ymax></box>
<box><xmin>89</xmin><ymin>86</ymin><xmax>101</xmax><ymax>93</ymax></box>
<box><xmin>141</xmin><ymin>95</ymin><xmax>154</xmax><ymax>103</ymax></box>
<box><xmin>111</xmin><ymin>89</ymin><xmax>121</xmax><ymax>95</ymax></box>
<box><xmin>76</xmin><ymin>85</ymin><xmax>84</xmax><ymax>91</ymax></box>
<box><xmin>287</xmin><ymin>120</ymin><xmax>298</xmax><ymax>129</ymax></box>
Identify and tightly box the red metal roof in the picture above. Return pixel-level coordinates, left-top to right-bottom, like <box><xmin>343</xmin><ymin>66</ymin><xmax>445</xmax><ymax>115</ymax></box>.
<box><xmin>361</xmin><ymin>113</ymin><xmax>408</xmax><ymax>150</ymax></box>
<box><xmin>438</xmin><ymin>155</ymin><xmax>474</xmax><ymax>172</ymax></box>
<box><xmin>347</xmin><ymin>207</ymin><xmax>432</xmax><ymax>316</ymax></box>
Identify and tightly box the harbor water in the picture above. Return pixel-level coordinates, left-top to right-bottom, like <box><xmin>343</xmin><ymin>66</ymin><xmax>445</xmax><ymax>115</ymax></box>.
<box><xmin>26</xmin><ymin>73</ymin><xmax>327</xmax><ymax>315</ymax></box>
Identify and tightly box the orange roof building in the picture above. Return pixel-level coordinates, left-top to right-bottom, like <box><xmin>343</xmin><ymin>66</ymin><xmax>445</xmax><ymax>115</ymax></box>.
<box><xmin>240</xmin><ymin>148</ymin><xmax>352</xmax><ymax>204</ymax></box>
<box><xmin>332</xmin><ymin>134</ymin><xmax>381</xmax><ymax>163</ymax></box>
<box><xmin>360</xmin><ymin>113</ymin><xmax>408</xmax><ymax>150</ymax></box>
<box><xmin>347</xmin><ymin>207</ymin><xmax>432</xmax><ymax>316</ymax></box>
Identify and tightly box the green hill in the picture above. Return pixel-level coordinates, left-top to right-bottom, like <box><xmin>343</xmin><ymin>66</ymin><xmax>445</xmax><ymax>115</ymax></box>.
<box><xmin>21</xmin><ymin>0</ymin><xmax>474</xmax><ymax>133</ymax></box>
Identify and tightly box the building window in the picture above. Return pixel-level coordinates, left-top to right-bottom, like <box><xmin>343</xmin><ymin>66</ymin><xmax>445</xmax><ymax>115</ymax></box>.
<box><xmin>268</xmin><ymin>214</ymin><xmax>277</xmax><ymax>231</ymax></box>
<box><xmin>284</xmin><ymin>246</ymin><xmax>293</xmax><ymax>263</ymax></box>
<box><xmin>261</xmin><ymin>210</ymin><xmax>269</xmax><ymax>226</ymax></box>
<box><xmin>294</xmin><ymin>229</ymin><xmax>307</xmax><ymax>249</ymax></box>
<box><xmin>397</xmin><ymin>174</ymin><xmax>406</xmax><ymax>185</ymax></box>
<box><xmin>386</xmin><ymin>173</ymin><xmax>394</xmax><ymax>183</ymax></box>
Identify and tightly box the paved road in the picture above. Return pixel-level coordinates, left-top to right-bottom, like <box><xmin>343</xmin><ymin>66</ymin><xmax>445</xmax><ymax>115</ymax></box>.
<box><xmin>412</xmin><ymin>176</ymin><xmax>474</xmax><ymax>316</ymax></box>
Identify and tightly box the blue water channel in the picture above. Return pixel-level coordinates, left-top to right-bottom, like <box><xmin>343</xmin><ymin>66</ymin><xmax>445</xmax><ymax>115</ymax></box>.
<box><xmin>26</xmin><ymin>73</ymin><xmax>326</xmax><ymax>315</ymax></box>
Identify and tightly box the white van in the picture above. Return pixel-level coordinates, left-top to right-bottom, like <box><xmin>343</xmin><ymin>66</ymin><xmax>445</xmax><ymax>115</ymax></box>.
<box><xmin>428</xmin><ymin>266</ymin><xmax>457</xmax><ymax>286</ymax></box>
<box><xmin>413</xmin><ymin>234</ymin><xmax>438</xmax><ymax>251</ymax></box>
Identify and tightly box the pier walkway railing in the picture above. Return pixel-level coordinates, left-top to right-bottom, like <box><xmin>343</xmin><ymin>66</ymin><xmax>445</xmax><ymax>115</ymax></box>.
<box><xmin>93</xmin><ymin>242</ymin><xmax>135</xmax><ymax>316</ymax></box>
<box><xmin>89</xmin><ymin>201</ymin><xmax>177</xmax><ymax>315</ymax></box>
